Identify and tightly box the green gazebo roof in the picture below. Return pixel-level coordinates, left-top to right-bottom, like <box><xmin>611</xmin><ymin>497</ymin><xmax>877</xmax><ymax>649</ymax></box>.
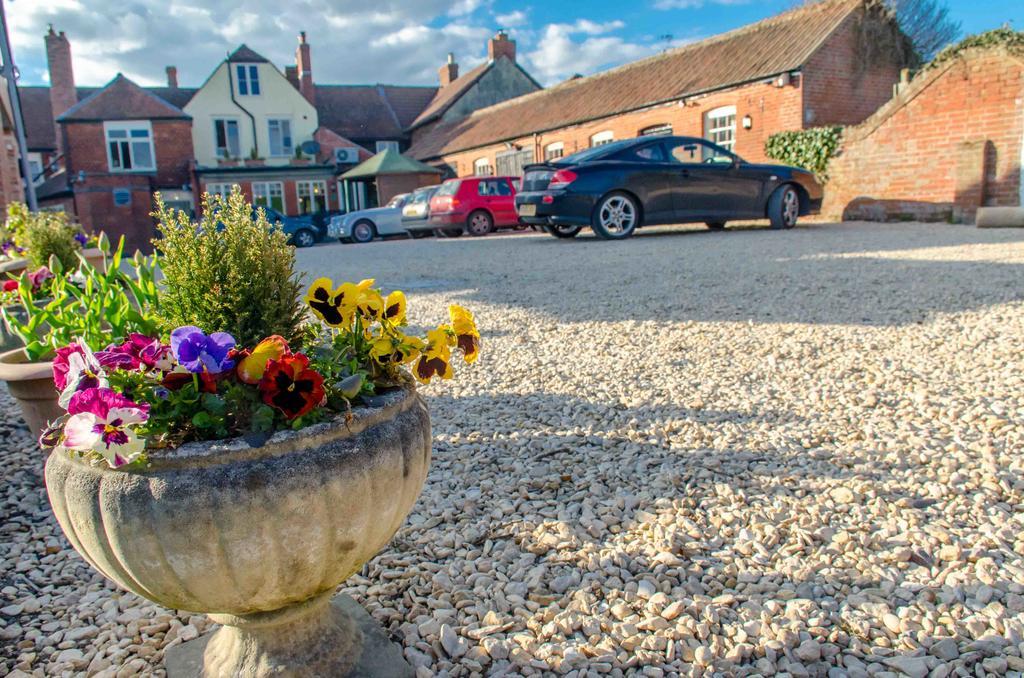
<box><xmin>340</xmin><ymin>149</ymin><xmax>442</xmax><ymax>180</ymax></box>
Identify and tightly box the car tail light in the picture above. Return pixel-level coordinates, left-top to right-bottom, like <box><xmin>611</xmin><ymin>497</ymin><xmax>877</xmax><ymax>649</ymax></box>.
<box><xmin>542</xmin><ymin>195</ymin><xmax>554</xmax><ymax>204</ymax></box>
<box><xmin>547</xmin><ymin>169</ymin><xmax>578</xmax><ymax>190</ymax></box>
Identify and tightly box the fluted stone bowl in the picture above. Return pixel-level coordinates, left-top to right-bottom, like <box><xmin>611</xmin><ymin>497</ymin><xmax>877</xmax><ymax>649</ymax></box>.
<box><xmin>45</xmin><ymin>385</ymin><xmax>431</xmax><ymax>676</ymax></box>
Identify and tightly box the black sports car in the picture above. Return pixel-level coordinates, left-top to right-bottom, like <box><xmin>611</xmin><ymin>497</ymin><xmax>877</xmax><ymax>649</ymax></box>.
<box><xmin>515</xmin><ymin>136</ymin><xmax>823</xmax><ymax>240</ymax></box>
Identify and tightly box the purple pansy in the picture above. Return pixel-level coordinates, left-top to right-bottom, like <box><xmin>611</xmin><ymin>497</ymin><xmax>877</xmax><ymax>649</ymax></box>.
<box><xmin>96</xmin><ymin>334</ymin><xmax>173</xmax><ymax>373</ymax></box>
<box><xmin>170</xmin><ymin>326</ymin><xmax>236</xmax><ymax>374</ymax></box>
<box><xmin>74</xmin><ymin>232</ymin><xmax>89</xmax><ymax>246</ymax></box>
<box><xmin>62</xmin><ymin>388</ymin><xmax>149</xmax><ymax>468</ymax></box>
<box><xmin>26</xmin><ymin>267</ymin><xmax>52</xmax><ymax>289</ymax></box>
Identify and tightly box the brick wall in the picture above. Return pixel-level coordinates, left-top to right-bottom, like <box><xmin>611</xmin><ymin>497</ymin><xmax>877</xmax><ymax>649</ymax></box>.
<box><xmin>0</xmin><ymin>127</ymin><xmax>24</xmax><ymax>213</ymax></box>
<box><xmin>377</xmin><ymin>173</ymin><xmax>441</xmax><ymax>205</ymax></box>
<box><xmin>802</xmin><ymin>5</ymin><xmax>907</xmax><ymax>127</ymax></box>
<box><xmin>63</xmin><ymin>119</ymin><xmax>194</xmax><ymax>251</ymax></box>
<box><xmin>823</xmin><ymin>50</ymin><xmax>1024</xmax><ymax>222</ymax></box>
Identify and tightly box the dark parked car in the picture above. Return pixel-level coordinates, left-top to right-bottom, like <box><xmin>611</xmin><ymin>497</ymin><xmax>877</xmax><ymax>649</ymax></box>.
<box><xmin>515</xmin><ymin>136</ymin><xmax>823</xmax><ymax>240</ymax></box>
<box><xmin>261</xmin><ymin>207</ymin><xmax>323</xmax><ymax>248</ymax></box>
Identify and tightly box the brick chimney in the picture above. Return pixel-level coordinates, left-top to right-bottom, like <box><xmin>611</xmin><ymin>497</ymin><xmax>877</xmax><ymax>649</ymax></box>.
<box><xmin>44</xmin><ymin>25</ymin><xmax>76</xmax><ymax>154</ymax></box>
<box><xmin>165</xmin><ymin>65</ymin><xmax>178</xmax><ymax>88</ymax></box>
<box><xmin>439</xmin><ymin>52</ymin><xmax>459</xmax><ymax>87</ymax></box>
<box><xmin>285</xmin><ymin>65</ymin><xmax>299</xmax><ymax>88</ymax></box>
<box><xmin>296</xmin><ymin>31</ymin><xmax>315</xmax><ymax>105</ymax></box>
<box><xmin>487</xmin><ymin>30</ymin><xmax>515</xmax><ymax>63</ymax></box>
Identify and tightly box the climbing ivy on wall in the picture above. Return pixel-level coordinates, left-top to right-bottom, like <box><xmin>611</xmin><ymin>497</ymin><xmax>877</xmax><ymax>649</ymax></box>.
<box><xmin>764</xmin><ymin>126</ymin><xmax>844</xmax><ymax>180</ymax></box>
<box><xmin>924</xmin><ymin>28</ymin><xmax>1024</xmax><ymax>72</ymax></box>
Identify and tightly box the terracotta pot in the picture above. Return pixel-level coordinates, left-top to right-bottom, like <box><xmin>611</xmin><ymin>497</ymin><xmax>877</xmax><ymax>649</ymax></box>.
<box><xmin>45</xmin><ymin>385</ymin><xmax>431</xmax><ymax>676</ymax></box>
<box><xmin>0</xmin><ymin>348</ymin><xmax>58</xmax><ymax>437</ymax></box>
<box><xmin>80</xmin><ymin>247</ymin><xmax>106</xmax><ymax>272</ymax></box>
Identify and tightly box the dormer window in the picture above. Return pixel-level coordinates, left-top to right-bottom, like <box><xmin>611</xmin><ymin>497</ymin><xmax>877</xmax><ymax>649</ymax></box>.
<box><xmin>236</xmin><ymin>64</ymin><xmax>260</xmax><ymax>96</ymax></box>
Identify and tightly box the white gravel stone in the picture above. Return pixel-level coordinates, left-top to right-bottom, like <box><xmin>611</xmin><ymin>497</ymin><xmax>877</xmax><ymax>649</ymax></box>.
<box><xmin>3</xmin><ymin>222</ymin><xmax>1023</xmax><ymax>676</ymax></box>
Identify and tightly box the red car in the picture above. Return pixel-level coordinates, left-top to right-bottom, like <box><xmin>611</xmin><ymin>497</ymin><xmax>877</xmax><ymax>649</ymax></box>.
<box><xmin>429</xmin><ymin>176</ymin><xmax>521</xmax><ymax>236</ymax></box>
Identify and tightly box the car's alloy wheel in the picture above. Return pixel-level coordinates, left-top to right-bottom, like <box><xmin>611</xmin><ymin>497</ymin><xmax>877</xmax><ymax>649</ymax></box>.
<box><xmin>466</xmin><ymin>211</ymin><xmax>493</xmax><ymax>237</ymax></box>
<box><xmin>544</xmin><ymin>224</ymin><xmax>583</xmax><ymax>239</ymax></box>
<box><xmin>351</xmin><ymin>220</ymin><xmax>375</xmax><ymax>243</ymax></box>
<box><xmin>768</xmin><ymin>185</ymin><xmax>800</xmax><ymax>230</ymax></box>
<box><xmin>592</xmin><ymin>193</ymin><xmax>639</xmax><ymax>240</ymax></box>
<box><xmin>293</xmin><ymin>229</ymin><xmax>316</xmax><ymax>248</ymax></box>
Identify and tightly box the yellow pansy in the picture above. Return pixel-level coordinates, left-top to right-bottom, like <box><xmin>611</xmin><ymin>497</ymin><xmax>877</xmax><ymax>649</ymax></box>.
<box><xmin>383</xmin><ymin>290</ymin><xmax>407</xmax><ymax>324</ymax></box>
<box><xmin>304</xmin><ymin>278</ymin><xmax>356</xmax><ymax>328</ymax></box>
<box><xmin>237</xmin><ymin>335</ymin><xmax>290</xmax><ymax>384</ymax></box>
<box><xmin>449</xmin><ymin>304</ymin><xmax>481</xmax><ymax>364</ymax></box>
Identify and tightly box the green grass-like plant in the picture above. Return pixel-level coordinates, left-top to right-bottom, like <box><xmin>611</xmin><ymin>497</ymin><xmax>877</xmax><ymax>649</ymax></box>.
<box><xmin>152</xmin><ymin>188</ymin><xmax>305</xmax><ymax>348</ymax></box>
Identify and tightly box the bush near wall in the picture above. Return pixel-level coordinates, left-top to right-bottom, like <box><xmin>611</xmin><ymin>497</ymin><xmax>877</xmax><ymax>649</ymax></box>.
<box><xmin>764</xmin><ymin>126</ymin><xmax>844</xmax><ymax>180</ymax></box>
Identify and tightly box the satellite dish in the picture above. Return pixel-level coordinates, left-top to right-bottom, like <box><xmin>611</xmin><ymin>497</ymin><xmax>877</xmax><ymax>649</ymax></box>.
<box><xmin>300</xmin><ymin>140</ymin><xmax>321</xmax><ymax>155</ymax></box>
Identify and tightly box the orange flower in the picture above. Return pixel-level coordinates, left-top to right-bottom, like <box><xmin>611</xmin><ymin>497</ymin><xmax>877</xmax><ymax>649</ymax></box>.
<box><xmin>236</xmin><ymin>335</ymin><xmax>290</xmax><ymax>384</ymax></box>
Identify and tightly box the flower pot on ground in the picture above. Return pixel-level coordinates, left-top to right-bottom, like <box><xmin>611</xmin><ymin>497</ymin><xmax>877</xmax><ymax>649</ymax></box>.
<box><xmin>0</xmin><ymin>257</ymin><xmax>28</xmax><ymax>276</ymax></box>
<box><xmin>0</xmin><ymin>348</ymin><xmax>59</xmax><ymax>436</ymax></box>
<box><xmin>45</xmin><ymin>385</ymin><xmax>431</xmax><ymax>676</ymax></box>
<box><xmin>80</xmin><ymin>247</ymin><xmax>106</xmax><ymax>272</ymax></box>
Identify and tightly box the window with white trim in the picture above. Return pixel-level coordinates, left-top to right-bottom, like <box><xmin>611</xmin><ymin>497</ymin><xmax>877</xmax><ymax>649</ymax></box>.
<box><xmin>252</xmin><ymin>182</ymin><xmax>285</xmax><ymax>212</ymax></box>
<box><xmin>544</xmin><ymin>142</ymin><xmax>564</xmax><ymax>160</ymax></box>
<box><xmin>296</xmin><ymin>180</ymin><xmax>328</xmax><ymax>214</ymax></box>
<box><xmin>205</xmin><ymin>183</ymin><xmax>235</xmax><ymax>200</ymax></box>
<box><xmin>639</xmin><ymin>124</ymin><xmax>673</xmax><ymax>137</ymax></box>
<box><xmin>235</xmin><ymin>64</ymin><xmax>260</xmax><ymax>96</ymax></box>
<box><xmin>473</xmin><ymin>157</ymin><xmax>494</xmax><ymax>176</ymax></box>
<box><xmin>704</xmin><ymin>106</ymin><xmax>736</xmax><ymax>151</ymax></box>
<box><xmin>375</xmin><ymin>140</ymin><xmax>400</xmax><ymax>153</ymax></box>
<box><xmin>27</xmin><ymin>152</ymin><xmax>44</xmax><ymax>185</ymax></box>
<box><xmin>589</xmin><ymin>130</ymin><xmax>614</xmax><ymax>147</ymax></box>
<box><xmin>104</xmin><ymin>121</ymin><xmax>155</xmax><ymax>172</ymax></box>
<box><xmin>213</xmin><ymin>119</ymin><xmax>240</xmax><ymax>159</ymax></box>
<box><xmin>267</xmin><ymin>119</ymin><xmax>293</xmax><ymax>157</ymax></box>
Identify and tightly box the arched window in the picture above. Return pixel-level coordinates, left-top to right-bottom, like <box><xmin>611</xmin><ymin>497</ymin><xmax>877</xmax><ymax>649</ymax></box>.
<box><xmin>704</xmin><ymin>106</ymin><xmax>736</xmax><ymax>151</ymax></box>
<box><xmin>544</xmin><ymin>142</ymin><xmax>564</xmax><ymax>160</ymax></box>
<box><xmin>639</xmin><ymin>124</ymin><xmax>672</xmax><ymax>137</ymax></box>
<box><xmin>589</xmin><ymin>131</ymin><xmax>614</xmax><ymax>147</ymax></box>
<box><xmin>473</xmin><ymin>157</ymin><xmax>494</xmax><ymax>176</ymax></box>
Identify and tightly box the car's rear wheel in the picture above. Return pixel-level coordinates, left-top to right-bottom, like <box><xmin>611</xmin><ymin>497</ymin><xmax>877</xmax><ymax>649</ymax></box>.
<box><xmin>466</xmin><ymin>210</ymin><xmax>494</xmax><ymax>237</ymax></box>
<box><xmin>705</xmin><ymin>222</ymin><xmax>726</xmax><ymax>231</ymax></box>
<box><xmin>292</xmin><ymin>229</ymin><xmax>316</xmax><ymax>248</ymax></box>
<box><xmin>768</xmin><ymin>185</ymin><xmax>800</xmax><ymax>230</ymax></box>
<box><xmin>591</xmin><ymin>192</ymin><xmax>640</xmax><ymax>240</ymax></box>
<box><xmin>544</xmin><ymin>224</ymin><xmax>583</xmax><ymax>239</ymax></box>
<box><xmin>351</xmin><ymin>220</ymin><xmax>376</xmax><ymax>243</ymax></box>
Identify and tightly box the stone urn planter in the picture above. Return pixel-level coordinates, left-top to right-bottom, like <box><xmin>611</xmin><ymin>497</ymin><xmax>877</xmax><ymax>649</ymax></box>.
<box><xmin>45</xmin><ymin>385</ymin><xmax>431</xmax><ymax>677</ymax></box>
<box><xmin>0</xmin><ymin>348</ymin><xmax>58</xmax><ymax>437</ymax></box>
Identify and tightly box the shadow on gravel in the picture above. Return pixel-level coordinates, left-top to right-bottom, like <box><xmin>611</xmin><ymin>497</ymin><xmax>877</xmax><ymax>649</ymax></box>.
<box><xmin>299</xmin><ymin>224</ymin><xmax>1024</xmax><ymax>327</ymax></box>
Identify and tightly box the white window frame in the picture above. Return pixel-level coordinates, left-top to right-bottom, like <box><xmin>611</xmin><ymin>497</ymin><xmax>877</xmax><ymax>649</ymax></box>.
<box><xmin>252</xmin><ymin>181</ymin><xmax>285</xmax><ymax>213</ymax></box>
<box><xmin>26</xmin><ymin>152</ymin><xmax>44</xmax><ymax>186</ymax></box>
<box><xmin>473</xmin><ymin>157</ymin><xmax>494</xmax><ymax>176</ymax></box>
<box><xmin>590</xmin><ymin>130</ymin><xmax>614</xmax><ymax>147</ymax></box>
<box><xmin>544</xmin><ymin>142</ymin><xmax>564</xmax><ymax>160</ymax></box>
<box><xmin>104</xmin><ymin>121</ymin><xmax>156</xmax><ymax>172</ymax></box>
<box><xmin>213</xmin><ymin>118</ymin><xmax>241</xmax><ymax>159</ymax></box>
<box><xmin>267</xmin><ymin>118</ymin><xmax>293</xmax><ymax>157</ymax></box>
<box><xmin>296</xmin><ymin>180</ymin><xmax>328</xmax><ymax>214</ymax></box>
<box><xmin>235</xmin><ymin>64</ymin><xmax>260</xmax><ymax>96</ymax></box>
<box><xmin>639</xmin><ymin>124</ymin><xmax>673</xmax><ymax>137</ymax></box>
<box><xmin>205</xmin><ymin>183</ymin><xmax>235</xmax><ymax>200</ymax></box>
<box><xmin>705</xmin><ymin>106</ymin><xmax>737</xmax><ymax>151</ymax></box>
<box><xmin>375</xmin><ymin>140</ymin><xmax>400</xmax><ymax>153</ymax></box>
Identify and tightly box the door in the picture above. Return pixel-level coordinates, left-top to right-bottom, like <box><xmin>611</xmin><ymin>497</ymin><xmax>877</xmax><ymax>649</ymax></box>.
<box><xmin>476</xmin><ymin>178</ymin><xmax>517</xmax><ymax>226</ymax></box>
<box><xmin>613</xmin><ymin>141</ymin><xmax>676</xmax><ymax>223</ymax></box>
<box><xmin>664</xmin><ymin>139</ymin><xmax>763</xmax><ymax>220</ymax></box>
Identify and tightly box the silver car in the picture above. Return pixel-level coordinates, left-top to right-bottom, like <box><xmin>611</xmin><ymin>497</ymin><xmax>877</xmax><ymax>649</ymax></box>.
<box><xmin>329</xmin><ymin>193</ymin><xmax>410</xmax><ymax>243</ymax></box>
<box><xmin>401</xmin><ymin>186</ymin><xmax>439</xmax><ymax>234</ymax></box>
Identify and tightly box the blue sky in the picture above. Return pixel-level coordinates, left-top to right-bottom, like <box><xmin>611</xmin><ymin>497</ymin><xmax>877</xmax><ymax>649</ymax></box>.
<box><xmin>8</xmin><ymin>0</ymin><xmax>1022</xmax><ymax>89</ymax></box>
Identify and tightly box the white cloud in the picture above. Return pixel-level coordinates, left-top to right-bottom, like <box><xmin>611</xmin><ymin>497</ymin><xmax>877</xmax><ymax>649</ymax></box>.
<box><xmin>494</xmin><ymin>10</ymin><xmax>527</xmax><ymax>27</ymax></box>
<box><xmin>653</xmin><ymin>0</ymin><xmax>750</xmax><ymax>9</ymax></box>
<box><xmin>522</xmin><ymin>20</ymin><xmax>655</xmax><ymax>85</ymax></box>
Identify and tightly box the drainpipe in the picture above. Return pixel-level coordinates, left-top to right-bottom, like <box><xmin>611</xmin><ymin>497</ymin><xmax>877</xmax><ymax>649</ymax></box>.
<box><xmin>226</xmin><ymin>57</ymin><xmax>258</xmax><ymax>157</ymax></box>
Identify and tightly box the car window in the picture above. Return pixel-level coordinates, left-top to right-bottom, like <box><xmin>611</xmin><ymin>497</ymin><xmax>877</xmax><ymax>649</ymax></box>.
<box><xmin>410</xmin><ymin>190</ymin><xmax>430</xmax><ymax>204</ymax></box>
<box><xmin>613</xmin><ymin>143</ymin><xmax>666</xmax><ymax>163</ymax></box>
<box><xmin>477</xmin><ymin>179</ymin><xmax>511</xmax><ymax>197</ymax></box>
<box><xmin>666</xmin><ymin>139</ymin><xmax>738</xmax><ymax>165</ymax></box>
<box><xmin>437</xmin><ymin>180</ymin><xmax>460</xmax><ymax>196</ymax></box>
<box><xmin>560</xmin><ymin>139</ymin><xmax>634</xmax><ymax>164</ymax></box>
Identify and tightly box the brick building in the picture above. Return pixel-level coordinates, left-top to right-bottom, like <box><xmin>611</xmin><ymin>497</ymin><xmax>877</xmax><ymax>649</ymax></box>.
<box><xmin>0</xmin><ymin>78</ymin><xmax>25</xmax><ymax>213</ymax></box>
<box><xmin>409</xmin><ymin>0</ymin><xmax>911</xmax><ymax>177</ymax></box>
<box><xmin>823</xmin><ymin>46</ymin><xmax>1024</xmax><ymax>222</ymax></box>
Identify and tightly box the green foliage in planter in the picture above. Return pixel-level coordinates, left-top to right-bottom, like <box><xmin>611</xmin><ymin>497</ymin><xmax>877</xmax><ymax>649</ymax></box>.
<box><xmin>764</xmin><ymin>126</ymin><xmax>844</xmax><ymax>180</ymax></box>
<box><xmin>1</xmin><ymin>238</ymin><xmax>160</xmax><ymax>361</ymax></box>
<box><xmin>3</xmin><ymin>203</ymin><xmax>87</xmax><ymax>268</ymax></box>
<box><xmin>924</xmin><ymin>28</ymin><xmax>1024</xmax><ymax>72</ymax></box>
<box><xmin>152</xmin><ymin>188</ymin><xmax>305</xmax><ymax>348</ymax></box>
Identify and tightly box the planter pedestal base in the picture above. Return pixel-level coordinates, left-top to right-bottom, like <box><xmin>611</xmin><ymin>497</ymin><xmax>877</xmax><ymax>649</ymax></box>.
<box><xmin>165</xmin><ymin>594</ymin><xmax>413</xmax><ymax>678</ymax></box>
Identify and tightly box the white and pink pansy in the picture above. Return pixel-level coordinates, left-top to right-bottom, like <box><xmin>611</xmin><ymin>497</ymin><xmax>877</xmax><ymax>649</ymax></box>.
<box><xmin>61</xmin><ymin>388</ymin><xmax>150</xmax><ymax>468</ymax></box>
<box><xmin>55</xmin><ymin>340</ymin><xmax>109</xmax><ymax>408</ymax></box>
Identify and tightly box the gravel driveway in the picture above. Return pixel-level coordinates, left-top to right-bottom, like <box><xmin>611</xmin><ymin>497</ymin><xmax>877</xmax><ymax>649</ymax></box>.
<box><xmin>3</xmin><ymin>222</ymin><xmax>1023</xmax><ymax>677</ymax></box>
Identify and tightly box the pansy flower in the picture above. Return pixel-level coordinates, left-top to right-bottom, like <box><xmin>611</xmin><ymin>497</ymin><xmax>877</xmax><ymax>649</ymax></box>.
<box><xmin>26</xmin><ymin>267</ymin><xmax>52</xmax><ymax>289</ymax></box>
<box><xmin>383</xmin><ymin>290</ymin><xmax>407</xmax><ymax>324</ymax></box>
<box><xmin>355</xmin><ymin>280</ymin><xmax>384</xmax><ymax>321</ymax></box>
<box><xmin>258</xmin><ymin>353</ymin><xmax>325</xmax><ymax>420</ymax></box>
<box><xmin>237</xmin><ymin>335</ymin><xmax>290</xmax><ymax>384</ymax></box>
<box><xmin>162</xmin><ymin>369</ymin><xmax>219</xmax><ymax>393</ymax></box>
<box><xmin>170</xmin><ymin>326</ymin><xmax>236</xmax><ymax>374</ymax></box>
<box><xmin>99</xmin><ymin>334</ymin><xmax>173</xmax><ymax>372</ymax></box>
<box><xmin>449</xmin><ymin>305</ymin><xmax>480</xmax><ymax>364</ymax></box>
<box><xmin>370</xmin><ymin>331</ymin><xmax>423</xmax><ymax>365</ymax></box>
<box><xmin>2</xmin><ymin>279</ymin><xmax>18</xmax><ymax>293</ymax></box>
<box><xmin>413</xmin><ymin>327</ymin><xmax>454</xmax><ymax>384</ymax></box>
<box><xmin>61</xmin><ymin>387</ymin><xmax>149</xmax><ymax>468</ymax></box>
<box><xmin>54</xmin><ymin>340</ymin><xmax>109</xmax><ymax>407</ymax></box>
<box><xmin>304</xmin><ymin>278</ymin><xmax>356</xmax><ymax>328</ymax></box>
